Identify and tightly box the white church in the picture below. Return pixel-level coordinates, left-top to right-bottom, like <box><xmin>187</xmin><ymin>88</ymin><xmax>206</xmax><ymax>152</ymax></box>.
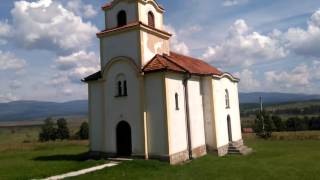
<box><xmin>83</xmin><ymin>0</ymin><xmax>251</xmax><ymax>165</ymax></box>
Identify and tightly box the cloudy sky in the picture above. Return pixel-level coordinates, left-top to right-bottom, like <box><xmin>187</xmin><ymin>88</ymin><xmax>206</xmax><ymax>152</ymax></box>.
<box><xmin>0</xmin><ymin>0</ymin><xmax>320</xmax><ymax>102</ymax></box>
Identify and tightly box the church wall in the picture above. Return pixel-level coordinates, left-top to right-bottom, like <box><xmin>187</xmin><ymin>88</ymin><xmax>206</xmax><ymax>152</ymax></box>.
<box><xmin>105</xmin><ymin>1</ymin><xmax>138</xmax><ymax>29</ymax></box>
<box><xmin>138</xmin><ymin>1</ymin><xmax>164</xmax><ymax>30</ymax></box>
<box><xmin>165</xmin><ymin>73</ymin><xmax>188</xmax><ymax>155</ymax></box>
<box><xmin>212</xmin><ymin>78</ymin><xmax>242</xmax><ymax>148</ymax></box>
<box><xmin>187</xmin><ymin>76</ymin><xmax>206</xmax><ymax>149</ymax></box>
<box><xmin>88</xmin><ymin>82</ymin><xmax>103</xmax><ymax>152</ymax></box>
<box><xmin>141</xmin><ymin>31</ymin><xmax>170</xmax><ymax>66</ymax></box>
<box><xmin>145</xmin><ymin>72</ymin><xmax>169</xmax><ymax>156</ymax></box>
<box><xmin>201</xmin><ymin>77</ymin><xmax>217</xmax><ymax>149</ymax></box>
<box><xmin>101</xmin><ymin>30</ymin><xmax>140</xmax><ymax>68</ymax></box>
<box><xmin>103</xmin><ymin>60</ymin><xmax>145</xmax><ymax>155</ymax></box>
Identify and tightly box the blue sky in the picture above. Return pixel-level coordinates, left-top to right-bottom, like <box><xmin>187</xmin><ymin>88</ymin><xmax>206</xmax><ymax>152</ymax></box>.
<box><xmin>0</xmin><ymin>0</ymin><xmax>320</xmax><ymax>102</ymax></box>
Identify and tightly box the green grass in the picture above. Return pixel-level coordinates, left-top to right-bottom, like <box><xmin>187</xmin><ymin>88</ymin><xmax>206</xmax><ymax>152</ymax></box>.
<box><xmin>70</xmin><ymin>139</ymin><xmax>320</xmax><ymax>180</ymax></box>
<box><xmin>0</xmin><ymin>140</ymin><xmax>107</xmax><ymax>180</ymax></box>
<box><xmin>1</xmin><ymin>126</ymin><xmax>320</xmax><ymax>180</ymax></box>
<box><xmin>0</xmin><ymin>126</ymin><xmax>106</xmax><ymax>180</ymax></box>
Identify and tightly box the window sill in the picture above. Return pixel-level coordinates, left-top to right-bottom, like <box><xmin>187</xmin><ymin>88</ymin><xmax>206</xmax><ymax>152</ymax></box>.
<box><xmin>115</xmin><ymin>95</ymin><xmax>128</xmax><ymax>98</ymax></box>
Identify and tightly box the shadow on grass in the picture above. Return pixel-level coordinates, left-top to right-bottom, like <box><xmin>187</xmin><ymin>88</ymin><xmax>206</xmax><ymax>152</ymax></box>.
<box><xmin>33</xmin><ymin>152</ymin><xmax>102</xmax><ymax>162</ymax></box>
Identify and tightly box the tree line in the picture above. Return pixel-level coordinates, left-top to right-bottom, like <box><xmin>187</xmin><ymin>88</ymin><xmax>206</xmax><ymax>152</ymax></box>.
<box><xmin>254</xmin><ymin>111</ymin><xmax>320</xmax><ymax>138</ymax></box>
<box><xmin>39</xmin><ymin>118</ymin><xmax>89</xmax><ymax>142</ymax></box>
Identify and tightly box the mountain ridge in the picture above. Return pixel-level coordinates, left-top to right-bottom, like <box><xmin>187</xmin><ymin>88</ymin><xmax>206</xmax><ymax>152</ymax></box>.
<box><xmin>1</xmin><ymin>92</ymin><xmax>320</xmax><ymax>122</ymax></box>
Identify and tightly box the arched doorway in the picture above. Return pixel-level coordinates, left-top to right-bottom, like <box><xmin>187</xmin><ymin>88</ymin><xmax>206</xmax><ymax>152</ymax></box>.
<box><xmin>116</xmin><ymin>121</ymin><xmax>132</xmax><ymax>156</ymax></box>
<box><xmin>227</xmin><ymin>115</ymin><xmax>232</xmax><ymax>142</ymax></box>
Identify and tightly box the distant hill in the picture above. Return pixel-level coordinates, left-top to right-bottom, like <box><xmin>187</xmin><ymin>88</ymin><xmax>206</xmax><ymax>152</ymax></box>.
<box><xmin>239</xmin><ymin>92</ymin><xmax>320</xmax><ymax>104</ymax></box>
<box><xmin>1</xmin><ymin>92</ymin><xmax>320</xmax><ymax>122</ymax></box>
<box><xmin>0</xmin><ymin>100</ymin><xmax>88</xmax><ymax>122</ymax></box>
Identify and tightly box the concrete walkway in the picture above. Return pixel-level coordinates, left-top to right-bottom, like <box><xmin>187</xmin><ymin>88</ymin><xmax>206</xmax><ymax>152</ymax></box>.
<box><xmin>38</xmin><ymin>161</ymin><xmax>120</xmax><ymax>180</ymax></box>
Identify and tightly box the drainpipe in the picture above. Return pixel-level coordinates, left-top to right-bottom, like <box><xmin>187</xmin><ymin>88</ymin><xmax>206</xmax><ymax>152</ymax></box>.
<box><xmin>183</xmin><ymin>73</ymin><xmax>192</xmax><ymax>160</ymax></box>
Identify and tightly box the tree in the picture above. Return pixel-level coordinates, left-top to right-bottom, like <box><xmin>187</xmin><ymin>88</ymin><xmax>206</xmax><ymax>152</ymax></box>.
<box><xmin>272</xmin><ymin>115</ymin><xmax>285</xmax><ymax>132</ymax></box>
<box><xmin>39</xmin><ymin>118</ymin><xmax>57</xmax><ymax>142</ymax></box>
<box><xmin>254</xmin><ymin>110</ymin><xmax>274</xmax><ymax>139</ymax></box>
<box><xmin>56</xmin><ymin>118</ymin><xmax>70</xmax><ymax>140</ymax></box>
<box><xmin>78</xmin><ymin>122</ymin><xmax>89</xmax><ymax>140</ymax></box>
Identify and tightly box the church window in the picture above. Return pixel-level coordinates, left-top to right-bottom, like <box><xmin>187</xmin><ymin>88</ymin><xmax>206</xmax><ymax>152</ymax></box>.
<box><xmin>225</xmin><ymin>89</ymin><xmax>230</xmax><ymax>109</ymax></box>
<box><xmin>123</xmin><ymin>80</ymin><xmax>128</xmax><ymax>96</ymax></box>
<box><xmin>117</xmin><ymin>81</ymin><xmax>122</xmax><ymax>97</ymax></box>
<box><xmin>175</xmin><ymin>93</ymin><xmax>179</xmax><ymax>110</ymax></box>
<box><xmin>117</xmin><ymin>10</ymin><xmax>127</xmax><ymax>27</ymax></box>
<box><xmin>148</xmin><ymin>11</ymin><xmax>155</xmax><ymax>28</ymax></box>
<box><xmin>115</xmin><ymin>74</ymin><xmax>127</xmax><ymax>97</ymax></box>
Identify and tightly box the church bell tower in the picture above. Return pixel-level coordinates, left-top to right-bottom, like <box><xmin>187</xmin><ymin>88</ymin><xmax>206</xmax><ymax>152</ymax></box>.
<box><xmin>97</xmin><ymin>0</ymin><xmax>172</xmax><ymax>69</ymax></box>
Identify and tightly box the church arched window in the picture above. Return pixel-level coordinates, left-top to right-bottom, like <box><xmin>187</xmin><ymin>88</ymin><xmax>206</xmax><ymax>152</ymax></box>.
<box><xmin>117</xmin><ymin>10</ymin><xmax>127</xmax><ymax>27</ymax></box>
<box><xmin>148</xmin><ymin>11</ymin><xmax>155</xmax><ymax>28</ymax></box>
<box><xmin>225</xmin><ymin>89</ymin><xmax>230</xmax><ymax>108</ymax></box>
<box><xmin>117</xmin><ymin>81</ymin><xmax>122</xmax><ymax>97</ymax></box>
<box><xmin>115</xmin><ymin>74</ymin><xmax>127</xmax><ymax>97</ymax></box>
<box><xmin>175</xmin><ymin>93</ymin><xmax>179</xmax><ymax>110</ymax></box>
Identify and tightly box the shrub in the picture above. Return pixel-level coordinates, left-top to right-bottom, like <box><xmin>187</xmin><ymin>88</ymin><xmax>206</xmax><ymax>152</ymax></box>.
<box><xmin>77</xmin><ymin>122</ymin><xmax>89</xmax><ymax>140</ymax></box>
<box><xmin>272</xmin><ymin>115</ymin><xmax>285</xmax><ymax>132</ymax></box>
<box><xmin>39</xmin><ymin>118</ymin><xmax>57</xmax><ymax>142</ymax></box>
<box><xmin>254</xmin><ymin>110</ymin><xmax>274</xmax><ymax>139</ymax></box>
<box><xmin>56</xmin><ymin>118</ymin><xmax>70</xmax><ymax>140</ymax></box>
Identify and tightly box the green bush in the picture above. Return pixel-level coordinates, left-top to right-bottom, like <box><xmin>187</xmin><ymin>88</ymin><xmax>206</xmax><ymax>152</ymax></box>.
<box><xmin>272</xmin><ymin>115</ymin><xmax>285</xmax><ymax>132</ymax></box>
<box><xmin>39</xmin><ymin>118</ymin><xmax>57</xmax><ymax>142</ymax></box>
<box><xmin>56</xmin><ymin>118</ymin><xmax>70</xmax><ymax>140</ymax></box>
<box><xmin>77</xmin><ymin>122</ymin><xmax>89</xmax><ymax>140</ymax></box>
<box><xmin>254</xmin><ymin>111</ymin><xmax>274</xmax><ymax>139</ymax></box>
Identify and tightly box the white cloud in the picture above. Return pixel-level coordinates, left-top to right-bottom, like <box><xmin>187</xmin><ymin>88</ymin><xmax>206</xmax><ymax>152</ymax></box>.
<box><xmin>202</xmin><ymin>19</ymin><xmax>287</xmax><ymax>67</ymax></box>
<box><xmin>222</xmin><ymin>0</ymin><xmax>248</xmax><ymax>7</ymax></box>
<box><xmin>0</xmin><ymin>51</ymin><xmax>26</xmax><ymax>71</ymax></box>
<box><xmin>265</xmin><ymin>64</ymin><xmax>310</xmax><ymax>88</ymax></box>
<box><xmin>234</xmin><ymin>69</ymin><xmax>261</xmax><ymax>92</ymax></box>
<box><xmin>0</xmin><ymin>21</ymin><xmax>11</xmax><ymax>45</ymax></box>
<box><xmin>8</xmin><ymin>0</ymin><xmax>98</xmax><ymax>54</ymax></box>
<box><xmin>284</xmin><ymin>10</ymin><xmax>320</xmax><ymax>57</ymax></box>
<box><xmin>165</xmin><ymin>25</ymin><xmax>190</xmax><ymax>55</ymax></box>
<box><xmin>66</xmin><ymin>0</ymin><xmax>97</xmax><ymax>19</ymax></box>
<box><xmin>0</xmin><ymin>93</ymin><xmax>18</xmax><ymax>103</ymax></box>
<box><xmin>9</xmin><ymin>80</ymin><xmax>22</xmax><ymax>90</ymax></box>
<box><xmin>53</xmin><ymin>51</ymin><xmax>99</xmax><ymax>84</ymax></box>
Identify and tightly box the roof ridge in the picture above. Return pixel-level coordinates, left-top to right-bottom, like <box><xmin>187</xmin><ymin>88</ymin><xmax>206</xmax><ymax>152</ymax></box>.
<box><xmin>163</xmin><ymin>54</ymin><xmax>189</xmax><ymax>73</ymax></box>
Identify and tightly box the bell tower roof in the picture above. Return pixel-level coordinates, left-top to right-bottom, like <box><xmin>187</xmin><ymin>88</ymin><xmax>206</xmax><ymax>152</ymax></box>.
<box><xmin>102</xmin><ymin>0</ymin><xmax>165</xmax><ymax>12</ymax></box>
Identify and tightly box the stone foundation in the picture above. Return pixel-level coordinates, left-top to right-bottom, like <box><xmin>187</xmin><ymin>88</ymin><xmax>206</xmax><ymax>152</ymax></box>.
<box><xmin>191</xmin><ymin>145</ymin><xmax>207</xmax><ymax>158</ymax></box>
<box><xmin>231</xmin><ymin>139</ymin><xmax>244</xmax><ymax>147</ymax></box>
<box><xmin>217</xmin><ymin>144</ymin><xmax>229</xmax><ymax>156</ymax></box>
<box><xmin>169</xmin><ymin>150</ymin><xmax>189</xmax><ymax>165</ymax></box>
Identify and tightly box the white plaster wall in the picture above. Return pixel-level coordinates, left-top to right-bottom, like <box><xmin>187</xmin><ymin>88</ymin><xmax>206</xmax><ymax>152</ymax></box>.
<box><xmin>138</xmin><ymin>1</ymin><xmax>164</xmax><ymax>30</ymax></box>
<box><xmin>89</xmin><ymin>82</ymin><xmax>103</xmax><ymax>152</ymax></box>
<box><xmin>105</xmin><ymin>1</ymin><xmax>137</xmax><ymax>29</ymax></box>
<box><xmin>165</xmin><ymin>73</ymin><xmax>188</xmax><ymax>155</ymax></box>
<box><xmin>141</xmin><ymin>31</ymin><xmax>170</xmax><ymax>65</ymax></box>
<box><xmin>101</xmin><ymin>30</ymin><xmax>140</xmax><ymax>68</ymax></box>
<box><xmin>187</xmin><ymin>76</ymin><xmax>206</xmax><ymax>149</ymax></box>
<box><xmin>144</xmin><ymin>72</ymin><xmax>168</xmax><ymax>155</ymax></box>
<box><xmin>103</xmin><ymin>60</ymin><xmax>144</xmax><ymax>155</ymax></box>
<box><xmin>212</xmin><ymin>77</ymin><xmax>242</xmax><ymax>148</ymax></box>
<box><xmin>201</xmin><ymin>77</ymin><xmax>216</xmax><ymax>149</ymax></box>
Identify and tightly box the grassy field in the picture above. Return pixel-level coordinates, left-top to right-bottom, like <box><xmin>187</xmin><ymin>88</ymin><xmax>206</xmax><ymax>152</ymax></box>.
<box><xmin>69</xmin><ymin>138</ymin><xmax>320</xmax><ymax>180</ymax></box>
<box><xmin>0</xmin><ymin>126</ymin><xmax>320</xmax><ymax>180</ymax></box>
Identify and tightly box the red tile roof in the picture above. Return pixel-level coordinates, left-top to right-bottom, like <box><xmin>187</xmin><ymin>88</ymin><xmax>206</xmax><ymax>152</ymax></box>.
<box><xmin>143</xmin><ymin>52</ymin><xmax>222</xmax><ymax>76</ymax></box>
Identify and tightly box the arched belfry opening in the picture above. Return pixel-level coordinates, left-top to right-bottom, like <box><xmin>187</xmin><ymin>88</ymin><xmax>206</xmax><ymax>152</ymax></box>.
<box><xmin>117</xmin><ymin>10</ymin><xmax>127</xmax><ymax>27</ymax></box>
<box><xmin>116</xmin><ymin>121</ymin><xmax>132</xmax><ymax>156</ymax></box>
<box><xmin>227</xmin><ymin>115</ymin><xmax>232</xmax><ymax>142</ymax></box>
<box><xmin>148</xmin><ymin>11</ymin><xmax>155</xmax><ymax>28</ymax></box>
